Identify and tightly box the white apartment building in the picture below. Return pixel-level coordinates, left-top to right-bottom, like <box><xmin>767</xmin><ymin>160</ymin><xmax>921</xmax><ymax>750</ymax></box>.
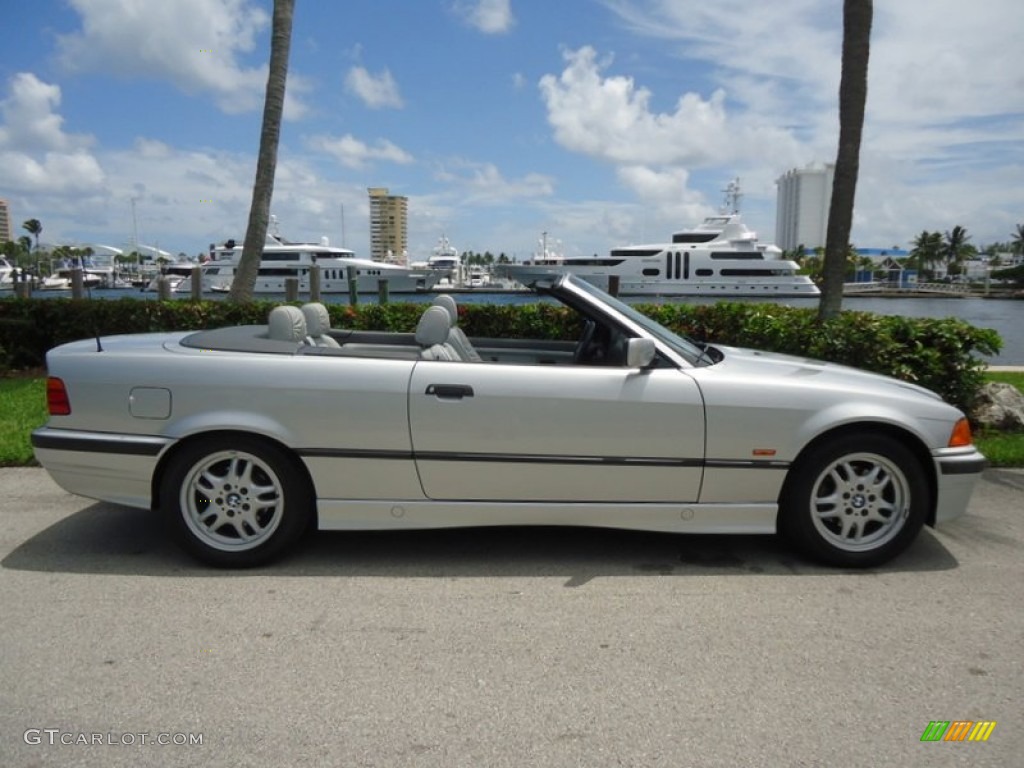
<box><xmin>775</xmin><ymin>164</ymin><xmax>834</xmax><ymax>252</ymax></box>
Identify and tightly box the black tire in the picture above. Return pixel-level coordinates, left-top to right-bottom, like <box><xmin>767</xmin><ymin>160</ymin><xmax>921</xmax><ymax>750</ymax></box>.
<box><xmin>160</xmin><ymin>435</ymin><xmax>313</xmax><ymax>567</ymax></box>
<box><xmin>779</xmin><ymin>433</ymin><xmax>928</xmax><ymax>568</ymax></box>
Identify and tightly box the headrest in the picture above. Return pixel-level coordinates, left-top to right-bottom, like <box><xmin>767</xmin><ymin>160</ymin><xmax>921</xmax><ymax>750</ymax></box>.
<box><xmin>268</xmin><ymin>305</ymin><xmax>308</xmax><ymax>342</ymax></box>
<box><xmin>301</xmin><ymin>302</ymin><xmax>331</xmax><ymax>336</ymax></box>
<box><xmin>415</xmin><ymin>306</ymin><xmax>452</xmax><ymax>347</ymax></box>
<box><xmin>431</xmin><ymin>294</ymin><xmax>458</xmax><ymax>325</ymax></box>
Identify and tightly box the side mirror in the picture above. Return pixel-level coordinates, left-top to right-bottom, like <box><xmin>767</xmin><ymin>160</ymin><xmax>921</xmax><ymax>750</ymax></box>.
<box><xmin>625</xmin><ymin>337</ymin><xmax>656</xmax><ymax>368</ymax></box>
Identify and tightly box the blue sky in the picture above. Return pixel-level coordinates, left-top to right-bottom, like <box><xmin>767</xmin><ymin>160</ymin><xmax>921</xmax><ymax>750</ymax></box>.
<box><xmin>1</xmin><ymin>0</ymin><xmax>1022</xmax><ymax>260</ymax></box>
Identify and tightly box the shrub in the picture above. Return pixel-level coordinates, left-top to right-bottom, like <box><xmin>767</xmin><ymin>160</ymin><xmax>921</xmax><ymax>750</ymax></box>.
<box><xmin>0</xmin><ymin>296</ymin><xmax>1001</xmax><ymax>414</ymax></box>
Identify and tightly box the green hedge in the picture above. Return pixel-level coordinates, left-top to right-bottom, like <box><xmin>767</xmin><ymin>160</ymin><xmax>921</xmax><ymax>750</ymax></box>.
<box><xmin>0</xmin><ymin>296</ymin><xmax>1001</xmax><ymax>414</ymax></box>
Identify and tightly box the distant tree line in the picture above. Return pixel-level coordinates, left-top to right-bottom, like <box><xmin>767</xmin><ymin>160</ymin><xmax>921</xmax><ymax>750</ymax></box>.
<box><xmin>788</xmin><ymin>222</ymin><xmax>1024</xmax><ymax>283</ymax></box>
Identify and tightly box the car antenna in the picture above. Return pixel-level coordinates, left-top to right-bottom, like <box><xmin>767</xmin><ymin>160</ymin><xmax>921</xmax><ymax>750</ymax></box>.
<box><xmin>90</xmin><ymin>289</ymin><xmax>103</xmax><ymax>352</ymax></box>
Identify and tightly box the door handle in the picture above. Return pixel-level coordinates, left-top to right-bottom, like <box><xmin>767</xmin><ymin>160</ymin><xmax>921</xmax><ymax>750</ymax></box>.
<box><xmin>425</xmin><ymin>384</ymin><xmax>474</xmax><ymax>399</ymax></box>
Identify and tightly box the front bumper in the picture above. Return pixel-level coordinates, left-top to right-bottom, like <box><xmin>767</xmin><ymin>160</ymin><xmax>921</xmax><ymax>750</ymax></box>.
<box><xmin>932</xmin><ymin>447</ymin><xmax>988</xmax><ymax>524</ymax></box>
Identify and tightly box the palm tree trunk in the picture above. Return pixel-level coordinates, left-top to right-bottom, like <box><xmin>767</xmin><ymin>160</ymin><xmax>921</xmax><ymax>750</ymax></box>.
<box><xmin>229</xmin><ymin>0</ymin><xmax>295</xmax><ymax>302</ymax></box>
<box><xmin>818</xmin><ymin>0</ymin><xmax>873</xmax><ymax>320</ymax></box>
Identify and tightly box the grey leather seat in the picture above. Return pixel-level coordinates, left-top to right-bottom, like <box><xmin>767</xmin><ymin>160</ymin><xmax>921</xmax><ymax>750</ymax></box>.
<box><xmin>301</xmin><ymin>302</ymin><xmax>341</xmax><ymax>347</ymax></box>
<box><xmin>415</xmin><ymin>306</ymin><xmax>459</xmax><ymax>361</ymax></box>
<box><xmin>267</xmin><ymin>306</ymin><xmax>312</xmax><ymax>345</ymax></box>
<box><xmin>431</xmin><ymin>294</ymin><xmax>482</xmax><ymax>362</ymax></box>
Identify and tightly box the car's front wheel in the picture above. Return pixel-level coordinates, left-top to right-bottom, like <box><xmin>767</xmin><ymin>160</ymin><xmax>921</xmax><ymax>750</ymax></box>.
<box><xmin>779</xmin><ymin>433</ymin><xmax>928</xmax><ymax>567</ymax></box>
<box><xmin>160</xmin><ymin>436</ymin><xmax>312</xmax><ymax>567</ymax></box>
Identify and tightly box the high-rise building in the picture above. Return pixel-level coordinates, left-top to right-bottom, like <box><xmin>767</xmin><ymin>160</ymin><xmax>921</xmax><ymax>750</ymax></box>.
<box><xmin>367</xmin><ymin>187</ymin><xmax>407</xmax><ymax>262</ymax></box>
<box><xmin>775</xmin><ymin>164</ymin><xmax>834</xmax><ymax>252</ymax></box>
<box><xmin>0</xmin><ymin>198</ymin><xmax>12</xmax><ymax>243</ymax></box>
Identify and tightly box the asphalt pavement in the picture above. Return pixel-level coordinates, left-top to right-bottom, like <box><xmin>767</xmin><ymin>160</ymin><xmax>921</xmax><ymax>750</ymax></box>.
<box><xmin>1</xmin><ymin>467</ymin><xmax>1021</xmax><ymax>768</ymax></box>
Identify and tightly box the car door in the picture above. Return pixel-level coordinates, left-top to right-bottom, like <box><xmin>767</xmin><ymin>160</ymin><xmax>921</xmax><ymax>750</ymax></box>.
<box><xmin>408</xmin><ymin>360</ymin><xmax>704</xmax><ymax>502</ymax></box>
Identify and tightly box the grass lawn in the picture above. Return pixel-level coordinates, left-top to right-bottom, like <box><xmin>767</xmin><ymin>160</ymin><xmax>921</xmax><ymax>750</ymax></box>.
<box><xmin>1</xmin><ymin>370</ymin><xmax>1022</xmax><ymax>467</ymax></box>
<box><xmin>0</xmin><ymin>373</ymin><xmax>46</xmax><ymax>466</ymax></box>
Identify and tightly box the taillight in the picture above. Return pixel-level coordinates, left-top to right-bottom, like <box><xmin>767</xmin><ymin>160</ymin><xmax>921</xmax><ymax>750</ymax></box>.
<box><xmin>948</xmin><ymin>417</ymin><xmax>972</xmax><ymax>447</ymax></box>
<box><xmin>47</xmin><ymin>377</ymin><xmax>71</xmax><ymax>416</ymax></box>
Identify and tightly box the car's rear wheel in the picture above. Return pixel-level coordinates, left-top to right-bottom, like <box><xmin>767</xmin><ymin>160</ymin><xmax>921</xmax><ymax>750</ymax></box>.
<box><xmin>779</xmin><ymin>433</ymin><xmax>928</xmax><ymax>567</ymax></box>
<box><xmin>160</xmin><ymin>436</ymin><xmax>312</xmax><ymax>567</ymax></box>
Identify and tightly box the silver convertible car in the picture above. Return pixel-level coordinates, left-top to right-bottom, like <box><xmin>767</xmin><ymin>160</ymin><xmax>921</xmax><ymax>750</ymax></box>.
<box><xmin>32</xmin><ymin>274</ymin><xmax>986</xmax><ymax>568</ymax></box>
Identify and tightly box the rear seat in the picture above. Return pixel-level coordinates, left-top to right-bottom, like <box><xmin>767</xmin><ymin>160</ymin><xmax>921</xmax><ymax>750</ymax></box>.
<box><xmin>300</xmin><ymin>302</ymin><xmax>341</xmax><ymax>347</ymax></box>
<box><xmin>267</xmin><ymin>306</ymin><xmax>312</xmax><ymax>345</ymax></box>
<box><xmin>295</xmin><ymin>304</ymin><xmax>469</xmax><ymax>361</ymax></box>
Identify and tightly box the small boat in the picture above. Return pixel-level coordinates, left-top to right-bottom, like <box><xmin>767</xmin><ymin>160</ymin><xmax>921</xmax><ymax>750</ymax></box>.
<box><xmin>142</xmin><ymin>263</ymin><xmax>197</xmax><ymax>293</ymax></box>
<box><xmin>39</xmin><ymin>269</ymin><xmax>103</xmax><ymax>291</ymax></box>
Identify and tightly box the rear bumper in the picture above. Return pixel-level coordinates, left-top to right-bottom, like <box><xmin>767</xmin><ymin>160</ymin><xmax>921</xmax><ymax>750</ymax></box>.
<box><xmin>931</xmin><ymin>448</ymin><xmax>988</xmax><ymax>524</ymax></box>
<box><xmin>31</xmin><ymin>428</ymin><xmax>174</xmax><ymax>509</ymax></box>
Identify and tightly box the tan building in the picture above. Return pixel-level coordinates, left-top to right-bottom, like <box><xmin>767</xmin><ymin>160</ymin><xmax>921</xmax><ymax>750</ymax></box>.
<box><xmin>368</xmin><ymin>187</ymin><xmax>407</xmax><ymax>262</ymax></box>
<box><xmin>0</xmin><ymin>198</ymin><xmax>12</xmax><ymax>243</ymax></box>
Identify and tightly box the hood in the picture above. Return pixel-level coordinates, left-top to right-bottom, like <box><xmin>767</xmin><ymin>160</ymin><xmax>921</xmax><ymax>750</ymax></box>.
<box><xmin>710</xmin><ymin>344</ymin><xmax>943</xmax><ymax>402</ymax></box>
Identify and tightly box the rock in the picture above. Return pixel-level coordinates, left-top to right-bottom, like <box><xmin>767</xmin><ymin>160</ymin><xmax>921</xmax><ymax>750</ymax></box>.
<box><xmin>973</xmin><ymin>382</ymin><xmax>1024</xmax><ymax>430</ymax></box>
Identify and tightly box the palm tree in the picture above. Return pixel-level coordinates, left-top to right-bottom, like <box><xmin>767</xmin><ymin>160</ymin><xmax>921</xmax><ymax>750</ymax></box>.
<box><xmin>910</xmin><ymin>230</ymin><xmax>943</xmax><ymax>277</ymax></box>
<box><xmin>21</xmin><ymin>218</ymin><xmax>42</xmax><ymax>250</ymax></box>
<box><xmin>818</xmin><ymin>0</ymin><xmax>873</xmax><ymax>320</ymax></box>
<box><xmin>1011</xmin><ymin>224</ymin><xmax>1024</xmax><ymax>257</ymax></box>
<box><xmin>943</xmin><ymin>225</ymin><xmax>971</xmax><ymax>276</ymax></box>
<box><xmin>229</xmin><ymin>0</ymin><xmax>295</xmax><ymax>302</ymax></box>
<box><xmin>22</xmin><ymin>218</ymin><xmax>42</xmax><ymax>275</ymax></box>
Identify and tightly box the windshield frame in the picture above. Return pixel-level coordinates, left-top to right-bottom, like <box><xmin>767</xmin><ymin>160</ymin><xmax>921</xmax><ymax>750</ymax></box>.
<box><xmin>545</xmin><ymin>274</ymin><xmax>709</xmax><ymax>366</ymax></box>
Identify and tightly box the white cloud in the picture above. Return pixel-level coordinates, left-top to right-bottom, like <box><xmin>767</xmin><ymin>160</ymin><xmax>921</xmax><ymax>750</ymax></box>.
<box><xmin>344</xmin><ymin>67</ymin><xmax>404</xmax><ymax>109</ymax></box>
<box><xmin>0</xmin><ymin>70</ymin><xmax>351</xmax><ymax>251</ymax></box>
<box><xmin>57</xmin><ymin>0</ymin><xmax>310</xmax><ymax>117</ymax></box>
<box><xmin>307</xmin><ymin>134</ymin><xmax>414</xmax><ymax>169</ymax></box>
<box><xmin>0</xmin><ymin>73</ymin><xmax>92</xmax><ymax>152</ymax></box>
<box><xmin>615</xmin><ymin>166</ymin><xmax>709</xmax><ymax>223</ymax></box>
<box><xmin>0</xmin><ymin>74</ymin><xmax>105</xmax><ymax>196</ymax></box>
<box><xmin>539</xmin><ymin>47</ymin><xmax>801</xmax><ymax>168</ymax></box>
<box><xmin>455</xmin><ymin>0</ymin><xmax>515</xmax><ymax>34</ymax></box>
<box><xmin>555</xmin><ymin>1</ymin><xmax>1024</xmax><ymax>246</ymax></box>
<box><xmin>433</xmin><ymin>159</ymin><xmax>554</xmax><ymax>204</ymax></box>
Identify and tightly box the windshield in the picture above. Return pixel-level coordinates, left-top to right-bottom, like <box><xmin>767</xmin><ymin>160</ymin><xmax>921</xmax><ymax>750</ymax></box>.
<box><xmin>561</xmin><ymin>275</ymin><xmax>708</xmax><ymax>364</ymax></box>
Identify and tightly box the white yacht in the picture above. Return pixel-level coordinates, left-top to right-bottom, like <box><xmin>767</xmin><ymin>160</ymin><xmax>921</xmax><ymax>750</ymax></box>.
<box><xmin>501</xmin><ymin>181</ymin><xmax>819</xmax><ymax>297</ymax></box>
<box><xmin>203</xmin><ymin>233</ymin><xmax>439</xmax><ymax>294</ymax></box>
<box><xmin>142</xmin><ymin>263</ymin><xmax>197</xmax><ymax>293</ymax></box>
<box><xmin>0</xmin><ymin>257</ymin><xmax>15</xmax><ymax>290</ymax></box>
<box><xmin>40</xmin><ymin>269</ymin><xmax>104</xmax><ymax>291</ymax></box>
<box><xmin>411</xmin><ymin>234</ymin><xmax>462</xmax><ymax>287</ymax></box>
<box><xmin>500</xmin><ymin>214</ymin><xmax>818</xmax><ymax>297</ymax></box>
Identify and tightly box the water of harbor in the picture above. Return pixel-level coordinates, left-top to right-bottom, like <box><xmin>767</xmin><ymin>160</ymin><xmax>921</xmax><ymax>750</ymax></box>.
<box><xmin>16</xmin><ymin>287</ymin><xmax>1024</xmax><ymax>364</ymax></box>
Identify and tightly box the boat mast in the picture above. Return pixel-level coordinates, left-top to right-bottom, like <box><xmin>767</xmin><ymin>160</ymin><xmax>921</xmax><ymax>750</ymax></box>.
<box><xmin>722</xmin><ymin>178</ymin><xmax>742</xmax><ymax>214</ymax></box>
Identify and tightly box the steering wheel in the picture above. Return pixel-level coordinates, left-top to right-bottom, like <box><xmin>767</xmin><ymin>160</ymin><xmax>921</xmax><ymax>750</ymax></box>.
<box><xmin>605</xmin><ymin>330</ymin><xmax>627</xmax><ymax>366</ymax></box>
<box><xmin>573</xmin><ymin>319</ymin><xmax>598</xmax><ymax>364</ymax></box>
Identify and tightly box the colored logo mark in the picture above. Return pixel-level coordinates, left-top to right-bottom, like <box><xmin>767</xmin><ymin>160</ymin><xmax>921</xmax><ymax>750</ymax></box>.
<box><xmin>920</xmin><ymin>720</ymin><xmax>996</xmax><ymax>742</ymax></box>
